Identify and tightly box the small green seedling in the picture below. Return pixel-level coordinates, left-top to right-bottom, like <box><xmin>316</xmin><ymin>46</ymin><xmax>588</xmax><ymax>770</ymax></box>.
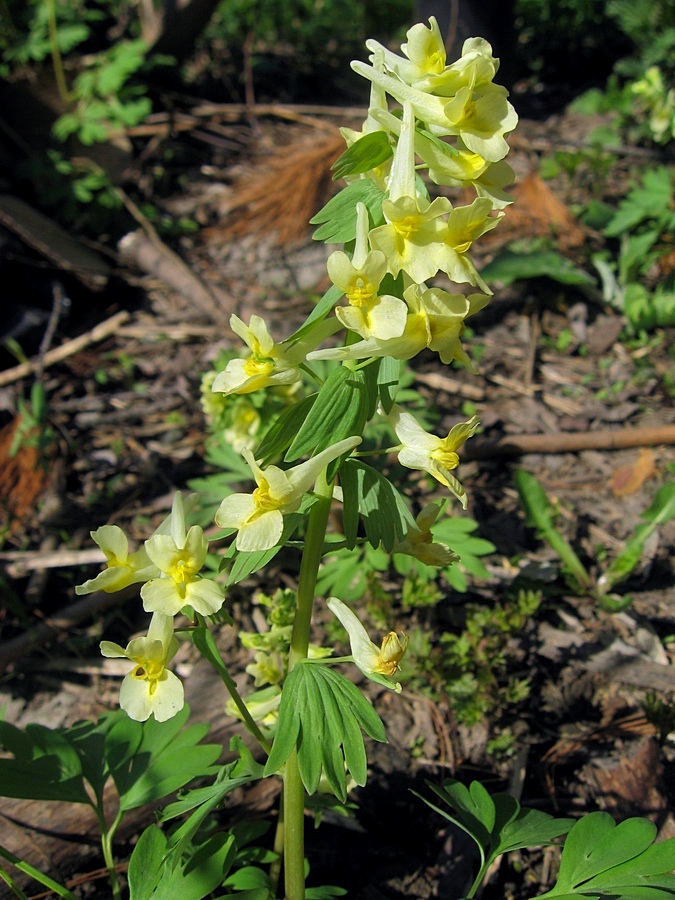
<box><xmin>515</xmin><ymin>469</ymin><xmax>675</xmax><ymax>610</ymax></box>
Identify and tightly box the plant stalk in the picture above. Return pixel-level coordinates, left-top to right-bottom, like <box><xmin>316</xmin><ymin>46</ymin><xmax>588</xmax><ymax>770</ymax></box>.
<box><xmin>283</xmin><ymin>470</ymin><xmax>334</xmax><ymax>900</ymax></box>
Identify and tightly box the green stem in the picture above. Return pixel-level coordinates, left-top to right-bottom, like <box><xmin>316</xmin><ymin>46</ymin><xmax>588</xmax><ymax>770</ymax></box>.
<box><xmin>284</xmin><ymin>470</ymin><xmax>334</xmax><ymax>900</ymax></box>
<box><xmin>0</xmin><ymin>845</ymin><xmax>78</xmax><ymax>900</ymax></box>
<box><xmin>215</xmin><ymin>660</ymin><xmax>273</xmax><ymax>754</ymax></box>
<box><xmin>543</xmin><ymin>527</ymin><xmax>593</xmax><ymax>592</ymax></box>
<box><xmin>191</xmin><ymin>621</ymin><xmax>272</xmax><ymax>754</ymax></box>
<box><xmin>46</xmin><ymin>0</ymin><xmax>71</xmax><ymax>108</ymax></box>
<box><xmin>97</xmin><ymin>808</ymin><xmax>123</xmax><ymax>900</ymax></box>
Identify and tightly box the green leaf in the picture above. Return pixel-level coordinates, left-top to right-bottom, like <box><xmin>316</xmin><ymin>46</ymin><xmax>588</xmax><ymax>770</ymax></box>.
<box><xmin>127</xmin><ymin>825</ymin><xmax>166</xmax><ymax>900</ymax></box>
<box><xmin>605</xmin><ymin>167</ymin><xmax>673</xmax><ymax>237</ymax></box>
<box><xmin>330</xmin><ymin>131</ymin><xmax>393</xmax><ymax>180</ymax></box>
<box><xmin>264</xmin><ymin>664</ymin><xmax>385</xmax><ymax>801</ymax></box>
<box><xmin>414</xmin><ymin>780</ymin><xmax>492</xmax><ymax>866</ymax></box>
<box><xmin>494</xmin><ymin>802</ymin><xmax>573</xmax><ymax>855</ymax></box>
<box><xmin>105</xmin><ymin>705</ymin><xmax>221</xmax><ymax>811</ymax></box>
<box><xmin>340</xmin><ymin>459</ymin><xmax>414</xmax><ymax>551</ymax></box>
<box><xmin>286</xmin><ymin>365</ymin><xmax>374</xmax><ymax>463</ymax></box>
<box><xmin>305</xmin><ymin>886</ymin><xmax>348</xmax><ymax>898</ymax></box>
<box><xmin>222</xmin><ymin>865</ymin><xmax>272</xmax><ymax>891</ymax></box>
<box><xmin>150</xmin><ymin>832</ymin><xmax>237</xmax><ymax>900</ymax></box>
<box><xmin>600</xmin><ymin>481</ymin><xmax>675</xmax><ymax>592</ymax></box>
<box><xmin>514</xmin><ymin>469</ymin><xmax>592</xmax><ymax>591</ymax></box>
<box><xmin>310</xmin><ymin>180</ymin><xmax>385</xmax><ymax>243</ymax></box>
<box><xmin>316</xmin><ymin>546</ymin><xmax>380</xmax><ymax>602</ymax></box>
<box><xmin>256</xmin><ymin>395</ymin><xmax>316</xmax><ymax>465</ymax></box>
<box><xmin>480</xmin><ymin>249</ymin><xmax>595</xmax><ymax>287</ymax></box>
<box><xmin>377</xmin><ymin>356</ymin><xmax>402</xmax><ymax>414</ymax></box>
<box><xmin>0</xmin><ymin>722</ymin><xmax>90</xmax><ymax>804</ymax></box>
<box><xmin>225</xmin><ymin>511</ymin><xmax>305</xmax><ymax>584</ymax></box>
<box><xmin>540</xmin><ymin>812</ymin><xmax>675</xmax><ymax>898</ymax></box>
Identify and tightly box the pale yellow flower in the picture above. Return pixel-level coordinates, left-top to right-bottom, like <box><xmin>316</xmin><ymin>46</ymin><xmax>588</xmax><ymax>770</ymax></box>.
<box><xmin>393</xmin><ymin>501</ymin><xmax>459</xmax><ymax>567</ymax></box>
<box><xmin>246</xmin><ymin>651</ymin><xmax>283</xmax><ymax>687</ymax></box>
<box><xmin>211</xmin><ymin>315</ymin><xmax>300</xmax><ymax>396</ymax></box>
<box><xmin>327</xmin><ymin>597</ymin><xmax>407</xmax><ymax>692</ymax></box>
<box><xmin>224</xmin><ymin>398</ymin><xmax>261</xmax><ymax>452</ymax></box>
<box><xmin>307</xmin><ymin>282</ymin><xmax>488</xmax><ymax>368</ymax></box>
<box><xmin>351</xmin><ymin>51</ymin><xmax>517</xmax><ymax>163</ymax></box>
<box><xmin>141</xmin><ymin>493</ymin><xmax>224</xmax><ymax>617</ymax></box>
<box><xmin>75</xmin><ymin>525</ymin><xmax>159</xmax><ymax>595</ymax></box>
<box><xmin>328</xmin><ymin>202</ymin><xmax>407</xmax><ymax>340</ymax></box>
<box><xmin>388</xmin><ymin>406</ymin><xmax>480</xmax><ymax>508</ymax></box>
<box><xmin>370</xmin><ymin>106</ymin><xmax>514</xmax><ymax>208</ymax></box>
<box><xmin>365</xmin><ymin>17</ymin><xmax>447</xmax><ymax>87</ymax></box>
<box><xmin>215</xmin><ymin>437</ymin><xmax>361</xmax><ymax>552</ymax></box>
<box><xmin>100</xmin><ymin>612</ymin><xmax>183</xmax><ymax>722</ymax></box>
<box><xmin>442</xmin><ymin>198</ymin><xmax>503</xmax><ymax>291</ymax></box>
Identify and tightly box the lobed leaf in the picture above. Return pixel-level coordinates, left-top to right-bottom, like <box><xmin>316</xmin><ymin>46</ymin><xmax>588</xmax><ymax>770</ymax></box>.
<box><xmin>340</xmin><ymin>458</ymin><xmax>414</xmax><ymax>551</ymax></box>
<box><xmin>264</xmin><ymin>664</ymin><xmax>385</xmax><ymax>801</ymax></box>
<box><xmin>481</xmin><ymin>249</ymin><xmax>595</xmax><ymax>287</ymax></box>
<box><xmin>330</xmin><ymin>131</ymin><xmax>393</xmax><ymax>180</ymax></box>
<box><xmin>310</xmin><ymin>180</ymin><xmax>385</xmax><ymax>243</ymax></box>
<box><xmin>0</xmin><ymin>722</ymin><xmax>90</xmax><ymax>805</ymax></box>
<box><xmin>105</xmin><ymin>705</ymin><xmax>221</xmax><ymax>811</ymax></box>
<box><xmin>286</xmin><ymin>365</ymin><xmax>375</xmax><ymax>463</ymax></box>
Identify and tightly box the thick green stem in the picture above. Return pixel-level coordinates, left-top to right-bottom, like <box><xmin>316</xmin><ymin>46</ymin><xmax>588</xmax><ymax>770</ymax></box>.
<box><xmin>283</xmin><ymin>471</ymin><xmax>334</xmax><ymax>900</ymax></box>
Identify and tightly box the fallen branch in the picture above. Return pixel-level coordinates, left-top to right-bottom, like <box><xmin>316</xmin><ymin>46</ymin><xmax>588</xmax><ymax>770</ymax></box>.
<box><xmin>0</xmin><ymin>310</ymin><xmax>130</xmax><ymax>387</ymax></box>
<box><xmin>0</xmin><ymin>548</ymin><xmax>104</xmax><ymax>579</ymax></box>
<box><xmin>463</xmin><ymin>424</ymin><xmax>675</xmax><ymax>460</ymax></box>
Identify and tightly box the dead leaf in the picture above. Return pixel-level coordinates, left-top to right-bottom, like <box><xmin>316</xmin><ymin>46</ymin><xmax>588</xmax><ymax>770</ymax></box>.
<box><xmin>610</xmin><ymin>447</ymin><xmax>657</xmax><ymax>496</ymax></box>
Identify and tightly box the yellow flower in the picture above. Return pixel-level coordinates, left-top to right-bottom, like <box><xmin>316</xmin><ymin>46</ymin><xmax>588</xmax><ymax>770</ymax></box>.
<box><xmin>388</xmin><ymin>406</ymin><xmax>480</xmax><ymax>508</ymax></box>
<box><xmin>369</xmin><ymin>194</ymin><xmax>453</xmax><ymax>284</ymax></box>
<box><xmin>371</xmin><ymin>106</ymin><xmax>515</xmax><ymax>207</ymax></box>
<box><xmin>75</xmin><ymin>525</ymin><xmax>159</xmax><ymax>595</ymax></box>
<box><xmin>367</xmin><ymin>101</ymin><xmax>454</xmax><ymax>285</ymax></box>
<box><xmin>365</xmin><ymin>17</ymin><xmax>447</xmax><ymax>87</ymax></box>
<box><xmin>327</xmin><ymin>597</ymin><xmax>407</xmax><ymax>692</ymax></box>
<box><xmin>328</xmin><ymin>202</ymin><xmax>407</xmax><ymax>340</ymax></box>
<box><xmin>307</xmin><ymin>282</ymin><xmax>488</xmax><ymax>368</ymax></box>
<box><xmin>352</xmin><ymin>47</ymin><xmax>517</xmax><ymax>163</ymax></box>
<box><xmin>215</xmin><ymin>437</ymin><xmax>361</xmax><ymax>552</ymax></box>
<box><xmin>442</xmin><ymin>198</ymin><xmax>503</xmax><ymax>291</ymax></box>
<box><xmin>224</xmin><ymin>398</ymin><xmax>261</xmax><ymax>452</ymax></box>
<box><xmin>393</xmin><ymin>500</ymin><xmax>460</xmax><ymax>567</ymax></box>
<box><xmin>246</xmin><ymin>650</ymin><xmax>283</xmax><ymax>687</ymax></box>
<box><xmin>141</xmin><ymin>493</ymin><xmax>224</xmax><ymax>617</ymax></box>
<box><xmin>442</xmin><ymin>82</ymin><xmax>517</xmax><ymax>162</ymax></box>
<box><xmin>211</xmin><ymin>315</ymin><xmax>300</xmax><ymax>396</ymax></box>
<box><xmin>100</xmin><ymin>612</ymin><xmax>183</xmax><ymax>722</ymax></box>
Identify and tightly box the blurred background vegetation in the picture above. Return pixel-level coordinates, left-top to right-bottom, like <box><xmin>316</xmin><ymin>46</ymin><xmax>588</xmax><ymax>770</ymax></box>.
<box><xmin>0</xmin><ymin>0</ymin><xmax>673</xmax><ymax>237</ymax></box>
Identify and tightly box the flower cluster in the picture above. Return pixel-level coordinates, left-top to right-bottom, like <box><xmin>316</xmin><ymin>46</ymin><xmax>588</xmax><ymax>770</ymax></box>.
<box><xmin>78</xmin><ymin>493</ymin><xmax>225</xmax><ymax>721</ymax></box>
<box><xmin>309</xmin><ymin>23</ymin><xmax>515</xmax><ymax>366</ymax></box>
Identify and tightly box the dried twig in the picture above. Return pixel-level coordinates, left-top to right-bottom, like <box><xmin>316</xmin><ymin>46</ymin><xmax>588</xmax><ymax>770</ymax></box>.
<box><xmin>0</xmin><ymin>310</ymin><xmax>130</xmax><ymax>387</ymax></box>
<box><xmin>0</xmin><ymin>547</ymin><xmax>104</xmax><ymax>579</ymax></box>
<box><xmin>463</xmin><ymin>424</ymin><xmax>675</xmax><ymax>460</ymax></box>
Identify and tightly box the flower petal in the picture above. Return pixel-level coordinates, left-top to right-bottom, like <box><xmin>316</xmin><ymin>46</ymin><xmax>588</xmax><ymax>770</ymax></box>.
<box><xmin>236</xmin><ymin>510</ymin><xmax>284</xmax><ymax>553</ymax></box>
<box><xmin>141</xmin><ymin>577</ymin><xmax>185</xmax><ymax>616</ymax></box>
